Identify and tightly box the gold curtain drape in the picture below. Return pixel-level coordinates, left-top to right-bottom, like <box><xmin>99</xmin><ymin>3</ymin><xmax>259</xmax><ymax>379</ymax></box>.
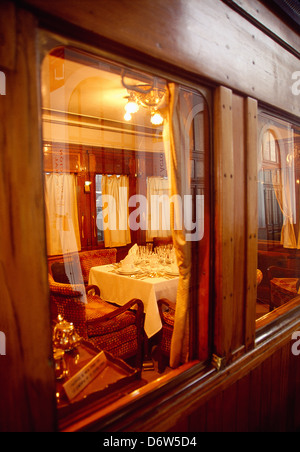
<box><xmin>101</xmin><ymin>175</ymin><xmax>131</xmax><ymax>248</ymax></box>
<box><xmin>146</xmin><ymin>176</ymin><xmax>171</xmax><ymax>241</ymax></box>
<box><xmin>163</xmin><ymin>83</ymin><xmax>192</xmax><ymax>368</ymax></box>
<box><xmin>44</xmin><ymin>173</ymin><xmax>85</xmax><ymax>294</ymax></box>
<box><xmin>272</xmin><ymin>171</ymin><xmax>297</xmax><ymax>248</ymax></box>
<box><xmin>44</xmin><ymin>173</ymin><xmax>81</xmax><ymax>256</ymax></box>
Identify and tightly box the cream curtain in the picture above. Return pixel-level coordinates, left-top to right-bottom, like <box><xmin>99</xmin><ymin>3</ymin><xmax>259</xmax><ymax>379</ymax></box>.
<box><xmin>260</xmin><ymin>126</ymin><xmax>297</xmax><ymax>249</ymax></box>
<box><xmin>163</xmin><ymin>83</ymin><xmax>192</xmax><ymax>368</ymax></box>
<box><xmin>146</xmin><ymin>176</ymin><xmax>171</xmax><ymax>241</ymax></box>
<box><xmin>272</xmin><ymin>170</ymin><xmax>297</xmax><ymax>248</ymax></box>
<box><xmin>101</xmin><ymin>175</ymin><xmax>131</xmax><ymax>248</ymax></box>
<box><xmin>44</xmin><ymin>173</ymin><xmax>81</xmax><ymax>256</ymax></box>
<box><xmin>270</xmin><ymin>126</ymin><xmax>296</xmax><ymax>249</ymax></box>
<box><xmin>45</xmin><ymin>173</ymin><xmax>85</xmax><ymax>293</ymax></box>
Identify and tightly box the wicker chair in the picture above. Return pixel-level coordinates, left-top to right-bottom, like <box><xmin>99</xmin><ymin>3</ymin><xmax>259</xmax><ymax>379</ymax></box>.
<box><xmin>157</xmin><ymin>298</ymin><xmax>175</xmax><ymax>373</ymax></box>
<box><xmin>48</xmin><ymin>273</ymin><xmax>144</xmax><ymax>368</ymax></box>
<box><xmin>79</xmin><ymin>248</ymin><xmax>117</xmax><ymax>285</ymax></box>
<box><xmin>267</xmin><ymin>266</ymin><xmax>300</xmax><ymax>311</ymax></box>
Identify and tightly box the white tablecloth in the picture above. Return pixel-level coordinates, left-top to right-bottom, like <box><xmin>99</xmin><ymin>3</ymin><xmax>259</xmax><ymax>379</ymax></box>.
<box><xmin>89</xmin><ymin>265</ymin><xmax>179</xmax><ymax>338</ymax></box>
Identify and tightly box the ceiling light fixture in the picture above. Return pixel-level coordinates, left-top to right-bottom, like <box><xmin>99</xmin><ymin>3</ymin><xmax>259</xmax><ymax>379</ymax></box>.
<box><xmin>124</xmin><ymin>111</ymin><xmax>132</xmax><ymax>121</ymax></box>
<box><xmin>124</xmin><ymin>93</ymin><xmax>139</xmax><ymax>114</ymax></box>
<box><xmin>150</xmin><ymin>109</ymin><xmax>164</xmax><ymax>125</ymax></box>
<box><xmin>122</xmin><ymin>71</ymin><xmax>166</xmax><ymax>126</ymax></box>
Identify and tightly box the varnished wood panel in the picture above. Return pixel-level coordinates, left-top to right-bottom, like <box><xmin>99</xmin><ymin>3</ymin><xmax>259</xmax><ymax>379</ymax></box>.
<box><xmin>0</xmin><ymin>1</ymin><xmax>16</xmax><ymax>71</ymax></box>
<box><xmin>0</xmin><ymin>0</ymin><xmax>299</xmax><ymax>434</ymax></box>
<box><xmin>232</xmin><ymin>94</ymin><xmax>246</xmax><ymax>353</ymax></box>
<box><xmin>186</xmin><ymin>340</ymin><xmax>300</xmax><ymax>432</ymax></box>
<box><xmin>245</xmin><ymin>97</ymin><xmax>258</xmax><ymax>351</ymax></box>
<box><xmin>214</xmin><ymin>86</ymin><xmax>235</xmax><ymax>362</ymax></box>
<box><xmin>21</xmin><ymin>0</ymin><xmax>300</xmax><ymax>117</ymax></box>
<box><xmin>224</xmin><ymin>0</ymin><xmax>300</xmax><ymax>54</ymax></box>
<box><xmin>0</xmin><ymin>7</ymin><xmax>56</xmax><ymax>431</ymax></box>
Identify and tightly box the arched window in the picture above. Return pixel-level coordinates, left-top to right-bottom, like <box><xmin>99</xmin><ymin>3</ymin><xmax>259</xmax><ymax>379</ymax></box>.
<box><xmin>258</xmin><ymin>128</ymin><xmax>283</xmax><ymax>242</ymax></box>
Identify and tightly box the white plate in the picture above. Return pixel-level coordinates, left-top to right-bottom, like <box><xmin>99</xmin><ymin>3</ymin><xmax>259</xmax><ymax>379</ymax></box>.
<box><xmin>116</xmin><ymin>268</ymin><xmax>139</xmax><ymax>275</ymax></box>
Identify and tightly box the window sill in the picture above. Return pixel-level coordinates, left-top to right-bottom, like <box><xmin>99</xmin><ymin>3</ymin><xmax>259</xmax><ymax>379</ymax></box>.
<box><xmin>58</xmin><ymin>360</ymin><xmax>207</xmax><ymax>432</ymax></box>
<box><xmin>256</xmin><ymin>296</ymin><xmax>300</xmax><ymax>345</ymax></box>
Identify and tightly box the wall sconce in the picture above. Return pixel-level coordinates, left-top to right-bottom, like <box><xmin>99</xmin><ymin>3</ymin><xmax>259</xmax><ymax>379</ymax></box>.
<box><xmin>84</xmin><ymin>181</ymin><xmax>92</xmax><ymax>193</ymax></box>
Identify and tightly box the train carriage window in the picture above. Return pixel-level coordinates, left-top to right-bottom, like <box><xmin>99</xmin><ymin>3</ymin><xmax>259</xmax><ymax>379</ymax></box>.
<box><xmin>41</xmin><ymin>45</ymin><xmax>210</xmax><ymax>424</ymax></box>
<box><xmin>257</xmin><ymin>112</ymin><xmax>300</xmax><ymax>320</ymax></box>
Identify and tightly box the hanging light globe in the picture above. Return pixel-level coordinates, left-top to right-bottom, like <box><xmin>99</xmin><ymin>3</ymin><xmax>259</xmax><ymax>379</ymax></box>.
<box><xmin>150</xmin><ymin>110</ymin><xmax>164</xmax><ymax>125</ymax></box>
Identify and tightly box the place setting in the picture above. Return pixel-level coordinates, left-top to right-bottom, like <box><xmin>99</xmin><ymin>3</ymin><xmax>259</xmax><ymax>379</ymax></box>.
<box><xmin>110</xmin><ymin>244</ymin><xmax>179</xmax><ymax>280</ymax></box>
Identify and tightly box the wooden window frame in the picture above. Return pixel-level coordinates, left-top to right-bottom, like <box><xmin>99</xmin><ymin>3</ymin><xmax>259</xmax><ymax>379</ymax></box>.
<box><xmin>2</xmin><ymin>0</ymin><xmax>299</xmax><ymax>432</ymax></box>
<box><xmin>38</xmin><ymin>30</ymin><xmax>213</xmax><ymax>428</ymax></box>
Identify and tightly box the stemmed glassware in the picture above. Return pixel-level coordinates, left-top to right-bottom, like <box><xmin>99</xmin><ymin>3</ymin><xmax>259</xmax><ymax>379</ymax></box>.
<box><xmin>135</xmin><ymin>243</ymin><xmax>177</xmax><ymax>278</ymax></box>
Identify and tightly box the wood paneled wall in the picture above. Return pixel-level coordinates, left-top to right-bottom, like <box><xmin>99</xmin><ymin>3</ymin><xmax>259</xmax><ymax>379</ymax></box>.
<box><xmin>213</xmin><ymin>88</ymin><xmax>257</xmax><ymax>365</ymax></box>
<box><xmin>0</xmin><ymin>3</ymin><xmax>56</xmax><ymax>431</ymax></box>
<box><xmin>22</xmin><ymin>0</ymin><xmax>300</xmax><ymax>117</ymax></box>
<box><xmin>0</xmin><ymin>0</ymin><xmax>299</xmax><ymax>432</ymax></box>
<box><xmin>182</xmin><ymin>340</ymin><xmax>300</xmax><ymax>432</ymax></box>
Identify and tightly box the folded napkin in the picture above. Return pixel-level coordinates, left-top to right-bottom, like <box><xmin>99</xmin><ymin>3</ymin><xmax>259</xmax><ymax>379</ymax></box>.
<box><xmin>128</xmin><ymin>243</ymin><xmax>139</xmax><ymax>255</ymax></box>
<box><xmin>121</xmin><ymin>253</ymin><xmax>135</xmax><ymax>270</ymax></box>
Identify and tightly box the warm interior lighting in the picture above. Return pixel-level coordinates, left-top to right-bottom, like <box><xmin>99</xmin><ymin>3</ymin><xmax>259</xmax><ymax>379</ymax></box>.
<box><xmin>122</xmin><ymin>71</ymin><xmax>166</xmax><ymax>126</ymax></box>
<box><xmin>125</xmin><ymin>100</ymin><xmax>139</xmax><ymax>114</ymax></box>
<box><xmin>84</xmin><ymin>181</ymin><xmax>92</xmax><ymax>193</ymax></box>
<box><xmin>150</xmin><ymin>110</ymin><xmax>164</xmax><ymax>125</ymax></box>
<box><xmin>124</xmin><ymin>111</ymin><xmax>132</xmax><ymax>121</ymax></box>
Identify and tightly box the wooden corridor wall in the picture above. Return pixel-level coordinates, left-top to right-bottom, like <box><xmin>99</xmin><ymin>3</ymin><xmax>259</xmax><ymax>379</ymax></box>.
<box><xmin>0</xmin><ymin>0</ymin><xmax>299</xmax><ymax>432</ymax></box>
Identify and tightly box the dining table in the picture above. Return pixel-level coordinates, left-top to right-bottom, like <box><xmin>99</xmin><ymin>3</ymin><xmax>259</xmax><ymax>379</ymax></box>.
<box><xmin>88</xmin><ymin>263</ymin><xmax>179</xmax><ymax>339</ymax></box>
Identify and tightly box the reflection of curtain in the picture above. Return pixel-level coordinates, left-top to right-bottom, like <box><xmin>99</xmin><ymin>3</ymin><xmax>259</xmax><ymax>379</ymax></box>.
<box><xmin>146</xmin><ymin>177</ymin><xmax>171</xmax><ymax>240</ymax></box>
<box><xmin>272</xmin><ymin>170</ymin><xmax>297</xmax><ymax>248</ymax></box>
<box><xmin>45</xmin><ymin>173</ymin><xmax>84</xmax><ymax>295</ymax></box>
<box><xmin>101</xmin><ymin>175</ymin><xmax>131</xmax><ymax>247</ymax></box>
<box><xmin>163</xmin><ymin>83</ymin><xmax>192</xmax><ymax>368</ymax></box>
<box><xmin>45</xmin><ymin>173</ymin><xmax>81</xmax><ymax>256</ymax></box>
<box><xmin>274</xmin><ymin>124</ymin><xmax>296</xmax><ymax>249</ymax></box>
<box><xmin>257</xmin><ymin>141</ymin><xmax>266</xmax><ymax>229</ymax></box>
<box><xmin>260</xmin><ymin>124</ymin><xmax>297</xmax><ymax>248</ymax></box>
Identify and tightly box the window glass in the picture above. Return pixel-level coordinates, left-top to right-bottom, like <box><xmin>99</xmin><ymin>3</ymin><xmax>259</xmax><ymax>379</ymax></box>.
<box><xmin>95</xmin><ymin>174</ymin><xmax>104</xmax><ymax>242</ymax></box>
<box><xmin>41</xmin><ymin>46</ymin><xmax>210</xmax><ymax>420</ymax></box>
<box><xmin>257</xmin><ymin>112</ymin><xmax>300</xmax><ymax>320</ymax></box>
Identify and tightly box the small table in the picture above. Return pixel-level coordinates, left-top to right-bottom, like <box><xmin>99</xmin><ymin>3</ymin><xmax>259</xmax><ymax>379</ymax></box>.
<box><xmin>270</xmin><ymin>277</ymin><xmax>299</xmax><ymax>308</ymax></box>
<box><xmin>89</xmin><ymin>264</ymin><xmax>179</xmax><ymax>339</ymax></box>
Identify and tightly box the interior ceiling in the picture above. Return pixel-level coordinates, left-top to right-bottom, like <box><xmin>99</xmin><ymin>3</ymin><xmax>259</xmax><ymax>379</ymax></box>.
<box><xmin>41</xmin><ymin>54</ymin><xmax>163</xmax><ymax>129</ymax></box>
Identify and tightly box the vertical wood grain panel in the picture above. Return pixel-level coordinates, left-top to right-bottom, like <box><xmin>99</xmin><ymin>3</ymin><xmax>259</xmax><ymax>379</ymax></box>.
<box><xmin>248</xmin><ymin>364</ymin><xmax>262</xmax><ymax>431</ymax></box>
<box><xmin>288</xmin><ymin>341</ymin><xmax>300</xmax><ymax>431</ymax></box>
<box><xmin>269</xmin><ymin>348</ymin><xmax>283</xmax><ymax>431</ymax></box>
<box><xmin>236</xmin><ymin>373</ymin><xmax>250</xmax><ymax>432</ymax></box>
<box><xmin>0</xmin><ymin>7</ymin><xmax>56</xmax><ymax>431</ymax></box>
<box><xmin>278</xmin><ymin>343</ymin><xmax>290</xmax><ymax>431</ymax></box>
<box><xmin>232</xmin><ymin>94</ymin><xmax>246</xmax><ymax>353</ymax></box>
<box><xmin>244</xmin><ymin>97</ymin><xmax>258</xmax><ymax>351</ymax></box>
<box><xmin>185</xmin><ymin>342</ymin><xmax>300</xmax><ymax>432</ymax></box>
<box><xmin>206</xmin><ymin>393</ymin><xmax>223</xmax><ymax>432</ymax></box>
<box><xmin>188</xmin><ymin>403</ymin><xmax>206</xmax><ymax>432</ymax></box>
<box><xmin>214</xmin><ymin>86</ymin><xmax>235</xmax><ymax>363</ymax></box>
<box><xmin>222</xmin><ymin>384</ymin><xmax>237</xmax><ymax>432</ymax></box>
<box><xmin>293</xmin><ymin>345</ymin><xmax>300</xmax><ymax>431</ymax></box>
<box><xmin>0</xmin><ymin>1</ymin><xmax>16</xmax><ymax>71</ymax></box>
